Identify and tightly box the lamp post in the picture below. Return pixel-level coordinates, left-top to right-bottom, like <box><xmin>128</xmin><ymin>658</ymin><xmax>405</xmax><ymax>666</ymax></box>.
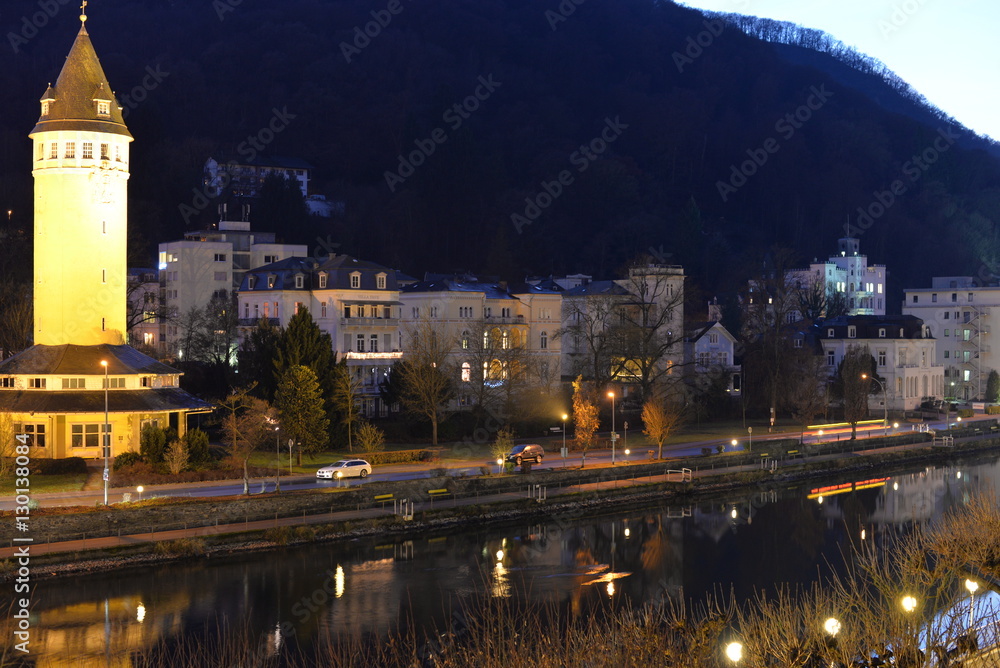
<box><xmin>861</xmin><ymin>373</ymin><xmax>888</xmax><ymax>434</ymax></box>
<box><xmin>608</xmin><ymin>391</ymin><xmax>616</xmax><ymax>465</ymax></box>
<box><xmin>288</xmin><ymin>439</ymin><xmax>294</xmax><ymax>475</ymax></box>
<box><xmin>901</xmin><ymin>595</ymin><xmax>921</xmax><ymax>665</ymax></box>
<box><xmin>966</xmin><ymin>579</ymin><xmax>979</xmax><ymax>630</ymax></box>
<box><xmin>274</xmin><ymin>424</ymin><xmax>280</xmax><ymax>493</ymax></box>
<box><xmin>100</xmin><ymin>360</ymin><xmax>109</xmax><ymax>505</ymax></box>
<box><xmin>725</xmin><ymin>641</ymin><xmax>743</xmax><ymax>664</ymax></box>
<box><xmin>561</xmin><ymin>413</ymin><xmax>568</xmax><ymax>467</ymax></box>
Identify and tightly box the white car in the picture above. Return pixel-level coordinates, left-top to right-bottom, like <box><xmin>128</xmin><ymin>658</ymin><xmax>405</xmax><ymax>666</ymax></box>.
<box><xmin>316</xmin><ymin>459</ymin><xmax>372</xmax><ymax>479</ymax></box>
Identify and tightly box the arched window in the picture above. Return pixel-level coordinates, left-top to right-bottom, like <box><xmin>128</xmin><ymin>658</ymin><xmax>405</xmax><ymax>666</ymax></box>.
<box><xmin>462</xmin><ymin>331</ymin><xmax>470</xmax><ymax>350</ymax></box>
<box><xmin>502</xmin><ymin>331</ymin><xmax>509</xmax><ymax>349</ymax></box>
<box><xmin>461</xmin><ymin>362</ymin><xmax>471</xmax><ymax>382</ymax></box>
<box><xmin>540</xmin><ymin>331</ymin><xmax>548</xmax><ymax>350</ymax></box>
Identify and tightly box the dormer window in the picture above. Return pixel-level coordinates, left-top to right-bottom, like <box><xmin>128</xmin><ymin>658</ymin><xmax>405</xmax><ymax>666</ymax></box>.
<box><xmin>318</xmin><ymin>273</ymin><xmax>327</xmax><ymax>289</ymax></box>
<box><xmin>267</xmin><ymin>275</ymin><xmax>275</xmax><ymax>289</ymax></box>
<box><xmin>248</xmin><ymin>275</ymin><xmax>257</xmax><ymax>289</ymax></box>
<box><xmin>294</xmin><ymin>274</ymin><xmax>304</xmax><ymax>289</ymax></box>
<box><xmin>41</xmin><ymin>101</ymin><xmax>50</xmax><ymax>116</ymax></box>
<box><xmin>350</xmin><ymin>272</ymin><xmax>361</xmax><ymax>289</ymax></box>
<box><xmin>376</xmin><ymin>273</ymin><xmax>387</xmax><ymax>289</ymax></box>
<box><xmin>97</xmin><ymin>100</ymin><xmax>110</xmax><ymax>117</ymax></box>
<box><xmin>847</xmin><ymin>326</ymin><xmax>856</xmax><ymax>339</ymax></box>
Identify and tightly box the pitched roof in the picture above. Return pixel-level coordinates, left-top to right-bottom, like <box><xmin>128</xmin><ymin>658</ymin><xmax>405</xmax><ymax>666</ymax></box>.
<box><xmin>0</xmin><ymin>344</ymin><xmax>179</xmax><ymax>376</ymax></box>
<box><xmin>0</xmin><ymin>388</ymin><xmax>212</xmax><ymax>414</ymax></box>
<box><xmin>30</xmin><ymin>19</ymin><xmax>132</xmax><ymax>138</ymax></box>
<box><xmin>562</xmin><ymin>280</ymin><xmax>630</xmax><ymax>297</ymax></box>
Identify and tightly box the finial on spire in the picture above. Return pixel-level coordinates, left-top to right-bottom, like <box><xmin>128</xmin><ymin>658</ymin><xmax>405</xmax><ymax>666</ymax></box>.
<box><xmin>80</xmin><ymin>0</ymin><xmax>87</xmax><ymax>23</ymax></box>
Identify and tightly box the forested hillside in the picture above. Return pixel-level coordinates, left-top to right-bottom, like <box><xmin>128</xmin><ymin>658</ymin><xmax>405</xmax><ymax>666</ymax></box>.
<box><xmin>1</xmin><ymin>0</ymin><xmax>999</xmax><ymax>309</ymax></box>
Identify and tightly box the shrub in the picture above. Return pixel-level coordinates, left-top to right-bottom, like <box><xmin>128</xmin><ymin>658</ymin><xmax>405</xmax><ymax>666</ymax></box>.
<box><xmin>165</xmin><ymin>440</ymin><xmax>189</xmax><ymax>475</ymax></box>
<box><xmin>140</xmin><ymin>424</ymin><xmax>167</xmax><ymax>464</ymax></box>
<box><xmin>986</xmin><ymin>405</ymin><xmax>1000</xmax><ymax>415</ymax></box>
<box><xmin>32</xmin><ymin>457</ymin><xmax>88</xmax><ymax>475</ymax></box>
<box><xmin>153</xmin><ymin>538</ymin><xmax>206</xmax><ymax>557</ymax></box>
<box><xmin>114</xmin><ymin>451</ymin><xmax>143</xmax><ymax>468</ymax></box>
<box><xmin>264</xmin><ymin>526</ymin><xmax>293</xmax><ymax>545</ymax></box>
<box><xmin>183</xmin><ymin>428</ymin><xmax>211</xmax><ymax>463</ymax></box>
<box><xmin>365</xmin><ymin>449</ymin><xmax>433</xmax><ymax>465</ymax></box>
<box><xmin>958</xmin><ymin>408</ymin><xmax>975</xmax><ymax>418</ymax></box>
<box><xmin>356</xmin><ymin>422</ymin><xmax>386</xmax><ymax>454</ymax></box>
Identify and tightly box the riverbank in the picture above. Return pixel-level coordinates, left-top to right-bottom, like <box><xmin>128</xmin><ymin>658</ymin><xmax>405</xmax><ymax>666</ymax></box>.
<box><xmin>3</xmin><ymin>432</ymin><xmax>999</xmax><ymax>581</ymax></box>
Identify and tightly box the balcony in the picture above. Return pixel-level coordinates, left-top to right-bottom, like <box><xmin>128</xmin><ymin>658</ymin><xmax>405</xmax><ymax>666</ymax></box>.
<box><xmin>484</xmin><ymin>315</ymin><xmax>526</xmax><ymax>325</ymax></box>
<box><xmin>340</xmin><ymin>317</ymin><xmax>399</xmax><ymax>328</ymax></box>
<box><xmin>344</xmin><ymin>351</ymin><xmax>403</xmax><ymax>361</ymax></box>
<box><xmin>238</xmin><ymin>317</ymin><xmax>280</xmax><ymax>327</ymax></box>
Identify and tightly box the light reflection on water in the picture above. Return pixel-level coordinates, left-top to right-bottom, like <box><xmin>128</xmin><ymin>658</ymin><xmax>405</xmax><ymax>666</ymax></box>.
<box><xmin>11</xmin><ymin>455</ymin><xmax>999</xmax><ymax>663</ymax></box>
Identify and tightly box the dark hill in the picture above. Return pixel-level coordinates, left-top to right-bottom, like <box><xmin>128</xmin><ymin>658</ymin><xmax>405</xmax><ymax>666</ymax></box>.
<box><xmin>1</xmin><ymin>0</ymin><xmax>998</xmax><ymax>309</ymax></box>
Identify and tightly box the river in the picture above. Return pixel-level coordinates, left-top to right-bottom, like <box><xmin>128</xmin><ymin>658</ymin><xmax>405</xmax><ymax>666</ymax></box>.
<box><xmin>7</xmin><ymin>454</ymin><xmax>1000</xmax><ymax>666</ymax></box>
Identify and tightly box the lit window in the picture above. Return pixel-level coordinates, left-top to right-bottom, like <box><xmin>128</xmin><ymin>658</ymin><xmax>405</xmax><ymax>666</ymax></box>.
<box><xmin>461</xmin><ymin>362</ymin><xmax>471</xmax><ymax>382</ymax></box>
<box><xmin>97</xmin><ymin>100</ymin><xmax>110</xmax><ymax>116</ymax></box>
<box><xmin>49</xmin><ymin>143</ymin><xmax>58</xmax><ymax>159</ymax></box>
<box><xmin>28</xmin><ymin>378</ymin><xmax>46</xmax><ymax>389</ymax></box>
<box><xmin>82</xmin><ymin>142</ymin><xmax>93</xmax><ymax>159</ymax></box>
<box><xmin>100</xmin><ymin>143</ymin><xmax>109</xmax><ymax>160</ymax></box>
<box><xmin>350</xmin><ymin>272</ymin><xmax>361</xmax><ymax>288</ymax></box>
<box><xmin>62</xmin><ymin>378</ymin><xmax>86</xmax><ymax>389</ymax></box>
<box><xmin>319</xmin><ymin>274</ymin><xmax>327</xmax><ymax>289</ymax></box>
<box><xmin>65</xmin><ymin>142</ymin><xmax>75</xmax><ymax>158</ymax></box>
<box><xmin>377</xmin><ymin>274</ymin><xmax>387</xmax><ymax>289</ymax></box>
<box><xmin>41</xmin><ymin>101</ymin><xmax>50</xmax><ymax>115</ymax></box>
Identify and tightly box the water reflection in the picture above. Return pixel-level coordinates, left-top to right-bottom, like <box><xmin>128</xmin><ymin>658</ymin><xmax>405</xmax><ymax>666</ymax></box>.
<box><xmin>12</xmin><ymin>455</ymin><xmax>1000</xmax><ymax>663</ymax></box>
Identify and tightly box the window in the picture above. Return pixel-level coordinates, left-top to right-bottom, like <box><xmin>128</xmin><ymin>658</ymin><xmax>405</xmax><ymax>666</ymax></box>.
<box><xmin>708</xmin><ymin>333</ymin><xmax>719</xmax><ymax>344</ymax></box>
<box><xmin>350</xmin><ymin>272</ymin><xmax>361</xmax><ymax>288</ymax></box>
<box><xmin>461</xmin><ymin>331</ymin><xmax>470</xmax><ymax>350</ymax></box>
<box><xmin>848</xmin><ymin>326</ymin><xmax>856</xmax><ymax>339</ymax></box>
<box><xmin>62</xmin><ymin>378</ymin><xmax>86</xmax><ymax>389</ymax></box>
<box><xmin>214</xmin><ymin>271</ymin><xmax>227</xmax><ymax>281</ymax></box>
<box><xmin>274</xmin><ymin>303</ymin><xmax>280</xmax><ymax>318</ymax></box>
<box><xmin>697</xmin><ymin>352</ymin><xmax>710</xmax><ymax>367</ymax></box>
<box><xmin>899</xmin><ymin>350</ymin><xmax>907</xmax><ymax>366</ymax></box>
<box><xmin>430</xmin><ymin>306</ymin><xmax>438</xmax><ymax>318</ymax></box>
<box><xmin>793</xmin><ymin>338</ymin><xmax>802</xmax><ymax>348</ymax></box>
<box><xmin>295</xmin><ymin>275</ymin><xmax>304</xmax><ymax>289</ymax></box>
<box><xmin>41</xmin><ymin>101</ymin><xmax>50</xmax><ymax>115</ymax></box>
<box><xmin>878</xmin><ymin>328</ymin><xmax>885</xmax><ymax>338</ymax></box>
<box><xmin>82</xmin><ymin>142</ymin><xmax>93</xmax><ymax>159</ymax></box>
<box><xmin>115</xmin><ymin>145</ymin><xmax>121</xmax><ymax>162</ymax></box>
<box><xmin>65</xmin><ymin>142</ymin><xmax>75</xmax><ymax>158</ymax></box>
<box><xmin>100</xmin><ymin>143</ymin><xmax>109</xmax><ymax>160</ymax></box>
<box><xmin>952</xmin><ymin>293</ymin><xmax>957</xmax><ymax>302</ymax></box>
<box><xmin>878</xmin><ymin>350</ymin><xmax>886</xmax><ymax>366</ymax></box>
<box><xmin>540</xmin><ymin>331</ymin><xmax>548</xmax><ymax>350</ymax></box>
<box><xmin>370</xmin><ymin>334</ymin><xmax>378</xmax><ymax>352</ymax></box>
<box><xmin>14</xmin><ymin>424</ymin><xmax>45</xmax><ymax>447</ymax></box>
<box><xmin>719</xmin><ymin>352</ymin><xmax>729</xmax><ymax>365</ymax></box>
<box><xmin>49</xmin><ymin>143</ymin><xmax>58</xmax><ymax>159</ymax></box>
<box><xmin>827</xmin><ymin>328</ymin><xmax>834</xmax><ymax>338</ymax></box>
<box><xmin>28</xmin><ymin>378</ymin><xmax>46</xmax><ymax>389</ymax></box>
<box><xmin>932</xmin><ymin>293</ymin><xmax>937</xmax><ymax>303</ymax></box>
<box><xmin>213</xmin><ymin>253</ymin><xmax>227</xmax><ymax>262</ymax></box>
<box><xmin>321</xmin><ymin>303</ymin><xmax>327</xmax><ymax>318</ymax></box>
<box><xmin>969</xmin><ymin>292</ymin><xmax>974</xmax><ymax>303</ymax></box>
<box><xmin>294</xmin><ymin>302</ymin><xmax>301</xmax><ymax>315</ymax></box>
<box><xmin>264</xmin><ymin>255</ymin><xmax>277</xmax><ymax>264</ymax></box>
<box><xmin>103</xmin><ymin>377</ymin><xmax>125</xmax><ymax>389</ymax></box>
<box><xmin>944</xmin><ymin>312</ymin><xmax>950</xmax><ymax>320</ymax></box>
<box><xmin>71</xmin><ymin>424</ymin><xmax>106</xmax><ymax>448</ymax></box>
<box><xmin>827</xmin><ymin>350</ymin><xmax>835</xmax><ymax>366</ymax></box>
<box><xmin>345</xmin><ymin>306</ymin><xmax>352</xmax><ymax>318</ymax></box>
<box><xmin>945</xmin><ymin>329</ymin><xmax>950</xmax><ymax>337</ymax></box>
<box><xmin>377</xmin><ymin>274</ymin><xmax>387</xmax><ymax>289</ymax></box>
<box><xmin>267</xmin><ymin>276</ymin><xmax>275</xmax><ymax>289</ymax></box>
<box><xmin>97</xmin><ymin>100</ymin><xmax>110</xmax><ymax>116</ymax></box>
<box><xmin>36</xmin><ymin>143</ymin><xmax>43</xmax><ymax>161</ymax></box>
<box><xmin>356</xmin><ymin>334</ymin><xmax>365</xmax><ymax>352</ymax></box>
<box><xmin>461</xmin><ymin>362</ymin><xmax>471</xmax><ymax>382</ymax></box>
<box><xmin>912</xmin><ymin>295</ymin><xmax>918</xmax><ymax>303</ymax></box>
<box><xmin>143</xmin><ymin>332</ymin><xmax>155</xmax><ymax>346</ymax></box>
<box><xmin>0</xmin><ymin>377</ymin><xmax>14</xmax><ymax>388</ymax></box>
<box><xmin>944</xmin><ymin>350</ymin><xmax>950</xmax><ymax>359</ymax></box>
<box><xmin>254</xmin><ymin>303</ymin><xmax>259</xmax><ymax>318</ymax></box>
<box><xmin>319</xmin><ymin>274</ymin><xmax>327</xmax><ymax>289</ymax></box>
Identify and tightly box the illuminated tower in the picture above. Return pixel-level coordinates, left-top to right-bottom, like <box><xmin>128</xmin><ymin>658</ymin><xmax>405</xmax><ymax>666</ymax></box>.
<box><xmin>30</xmin><ymin>7</ymin><xmax>131</xmax><ymax>345</ymax></box>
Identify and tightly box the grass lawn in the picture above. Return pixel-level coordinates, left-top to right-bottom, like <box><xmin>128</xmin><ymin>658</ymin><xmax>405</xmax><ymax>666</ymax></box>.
<box><xmin>0</xmin><ymin>472</ymin><xmax>89</xmax><ymax>495</ymax></box>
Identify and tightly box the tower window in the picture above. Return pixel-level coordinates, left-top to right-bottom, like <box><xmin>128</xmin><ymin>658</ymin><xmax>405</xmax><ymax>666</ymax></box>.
<box><xmin>82</xmin><ymin>142</ymin><xmax>93</xmax><ymax>159</ymax></box>
<box><xmin>41</xmin><ymin>101</ymin><xmax>50</xmax><ymax>115</ymax></box>
<box><xmin>65</xmin><ymin>142</ymin><xmax>75</xmax><ymax>159</ymax></box>
<box><xmin>49</xmin><ymin>143</ymin><xmax>58</xmax><ymax>159</ymax></box>
<box><xmin>102</xmin><ymin>318</ymin><xmax>105</xmax><ymax>331</ymax></box>
<box><xmin>36</xmin><ymin>143</ymin><xmax>43</xmax><ymax>161</ymax></box>
<box><xmin>97</xmin><ymin>100</ymin><xmax>110</xmax><ymax>116</ymax></box>
<box><xmin>100</xmin><ymin>143</ymin><xmax>109</xmax><ymax>160</ymax></box>
<box><xmin>102</xmin><ymin>220</ymin><xmax>106</xmax><ymax>234</ymax></box>
<box><xmin>102</xmin><ymin>269</ymin><xmax>106</xmax><ymax>283</ymax></box>
<box><xmin>115</xmin><ymin>145</ymin><xmax>121</xmax><ymax>162</ymax></box>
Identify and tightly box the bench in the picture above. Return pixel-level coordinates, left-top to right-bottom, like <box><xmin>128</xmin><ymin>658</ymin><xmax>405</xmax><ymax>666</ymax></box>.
<box><xmin>374</xmin><ymin>493</ymin><xmax>394</xmax><ymax>508</ymax></box>
<box><xmin>428</xmin><ymin>488</ymin><xmax>451</xmax><ymax>504</ymax></box>
<box><xmin>787</xmin><ymin>450</ymin><xmax>802</xmax><ymax>459</ymax></box>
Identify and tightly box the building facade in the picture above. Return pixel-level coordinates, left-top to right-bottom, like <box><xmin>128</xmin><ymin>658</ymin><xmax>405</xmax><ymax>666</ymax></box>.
<box><xmin>238</xmin><ymin>255</ymin><xmax>402</xmax><ymax>416</ymax></box>
<box><xmin>816</xmin><ymin>315</ymin><xmax>942</xmax><ymax>412</ymax></box>
<box><xmin>788</xmin><ymin>237</ymin><xmax>888</xmax><ymax>319</ymax></box>
<box><xmin>902</xmin><ymin>276</ymin><xmax>995</xmax><ymax>401</ymax></box>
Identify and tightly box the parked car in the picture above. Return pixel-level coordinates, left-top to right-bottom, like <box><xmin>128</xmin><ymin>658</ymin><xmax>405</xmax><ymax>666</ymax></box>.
<box><xmin>316</xmin><ymin>459</ymin><xmax>372</xmax><ymax>479</ymax></box>
<box><xmin>505</xmin><ymin>444</ymin><xmax>544</xmax><ymax>466</ymax></box>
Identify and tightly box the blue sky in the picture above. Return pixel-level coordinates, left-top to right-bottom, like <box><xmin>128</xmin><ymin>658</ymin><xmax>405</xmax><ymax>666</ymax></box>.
<box><xmin>677</xmin><ymin>0</ymin><xmax>1000</xmax><ymax>141</ymax></box>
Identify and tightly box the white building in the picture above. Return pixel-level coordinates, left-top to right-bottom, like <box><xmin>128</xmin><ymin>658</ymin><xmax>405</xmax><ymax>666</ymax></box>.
<box><xmin>399</xmin><ymin>275</ymin><xmax>563</xmax><ymax>408</ymax></box>
<box><xmin>204</xmin><ymin>155</ymin><xmax>311</xmax><ymax>200</ymax></box>
<box><xmin>817</xmin><ymin>315</ymin><xmax>942</xmax><ymax>412</ymax></box>
<box><xmin>238</xmin><ymin>254</ymin><xmax>402</xmax><ymax>416</ymax></box>
<box><xmin>157</xmin><ymin>220</ymin><xmax>306</xmax><ymax>358</ymax></box>
<box><xmin>684</xmin><ymin>320</ymin><xmax>741</xmax><ymax>394</ymax></box>
<box><xmin>789</xmin><ymin>237</ymin><xmax>887</xmax><ymax>318</ymax></box>
<box><xmin>902</xmin><ymin>276</ymin><xmax>995</xmax><ymax>400</ymax></box>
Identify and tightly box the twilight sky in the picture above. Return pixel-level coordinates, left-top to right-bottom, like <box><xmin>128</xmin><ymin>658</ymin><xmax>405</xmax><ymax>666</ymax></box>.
<box><xmin>677</xmin><ymin>0</ymin><xmax>1000</xmax><ymax>141</ymax></box>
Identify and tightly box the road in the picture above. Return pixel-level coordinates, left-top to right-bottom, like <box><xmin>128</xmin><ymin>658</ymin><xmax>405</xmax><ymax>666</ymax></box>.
<box><xmin>8</xmin><ymin>418</ymin><xmax>984</xmax><ymax>510</ymax></box>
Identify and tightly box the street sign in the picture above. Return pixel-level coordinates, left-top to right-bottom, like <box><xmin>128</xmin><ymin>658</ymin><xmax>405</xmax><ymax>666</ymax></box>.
<box><xmin>611</xmin><ymin>432</ymin><xmax>618</xmax><ymax>442</ymax></box>
<box><xmin>102</xmin><ymin>468</ymin><xmax>109</xmax><ymax>481</ymax></box>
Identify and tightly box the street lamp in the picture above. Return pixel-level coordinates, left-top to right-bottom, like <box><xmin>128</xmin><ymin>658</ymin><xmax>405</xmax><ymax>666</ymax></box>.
<box><xmin>725</xmin><ymin>641</ymin><xmax>743</xmax><ymax>663</ymax></box>
<box><xmin>561</xmin><ymin>413</ymin><xmax>568</xmax><ymax>467</ymax></box>
<box><xmin>608</xmin><ymin>391</ymin><xmax>616</xmax><ymax>465</ymax></box>
<box><xmin>273</xmin><ymin>422</ymin><xmax>280</xmax><ymax>493</ymax></box>
<box><xmin>100</xmin><ymin>360</ymin><xmax>109</xmax><ymax>505</ymax></box>
<box><xmin>966</xmin><ymin>579</ymin><xmax>979</xmax><ymax>629</ymax></box>
<box><xmin>731</xmin><ymin>438</ymin><xmax>738</xmax><ymax>450</ymax></box>
<box><xmin>136</xmin><ymin>485</ymin><xmax>144</xmax><ymax>502</ymax></box>
<box><xmin>861</xmin><ymin>373</ymin><xmax>888</xmax><ymax>434</ymax></box>
<box><xmin>496</xmin><ymin>458</ymin><xmax>503</xmax><ymax>475</ymax></box>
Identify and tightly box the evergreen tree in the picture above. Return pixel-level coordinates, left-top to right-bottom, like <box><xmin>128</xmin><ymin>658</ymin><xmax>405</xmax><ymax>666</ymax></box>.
<box><xmin>987</xmin><ymin>370</ymin><xmax>1000</xmax><ymax>403</ymax></box>
<box><xmin>275</xmin><ymin>365</ymin><xmax>330</xmax><ymax>456</ymax></box>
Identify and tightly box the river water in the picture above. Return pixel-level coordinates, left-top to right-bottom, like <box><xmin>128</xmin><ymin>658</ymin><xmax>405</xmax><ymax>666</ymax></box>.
<box><xmin>8</xmin><ymin>454</ymin><xmax>1000</xmax><ymax>666</ymax></box>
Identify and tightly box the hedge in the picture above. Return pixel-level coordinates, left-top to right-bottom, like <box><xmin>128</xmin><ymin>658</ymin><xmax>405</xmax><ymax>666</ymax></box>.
<box><xmin>958</xmin><ymin>408</ymin><xmax>975</xmax><ymax>418</ymax></box>
<box><xmin>31</xmin><ymin>457</ymin><xmax>89</xmax><ymax>475</ymax></box>
<box><xmin>986</xmin><ymin>405</ymin><xmax>1000</xmax><ymax>415</ymax></box>
<box><xmin>360</xmin><ymin>449</ymin><xmax>436</xmax><ymax>465</ymax></box>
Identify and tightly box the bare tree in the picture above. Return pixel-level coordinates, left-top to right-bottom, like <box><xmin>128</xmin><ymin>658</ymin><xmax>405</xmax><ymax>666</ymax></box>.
<box><xmin>219</xmin><ymin>386</ymin><xmax>274</xmax><ymax>494</ymax></box>
<box><xmin>785</xmin><ymin>352</ymin><xmax>828</xmax><ymax>442</ymax></box>
<box><xmin>0</xmin><ymin>284</ymin><xmax>32</xmax><ymax>359</ymax></box>
<box><xmin>830</xmin><ymin>344</ymin><xmax>875</xmax><ymax>439</ymax></box>
<box><xmin>331</xmin><ymin>362</ymin><xmax>362</xmax><ymax>452</ymax></box>
<box><xmin>559</xmin><ymin>293</ymin><xmax>620</xmax><ymax>388</ymax></box>
<box><xmin>400</xmin><ymin>319</ymin><xmax>454</xmax><ymax>446</ymax></box>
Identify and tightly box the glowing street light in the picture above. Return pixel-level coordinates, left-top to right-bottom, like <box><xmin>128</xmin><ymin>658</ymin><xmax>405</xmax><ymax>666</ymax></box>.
<box><xmin>725</xmin><ymin>641</ymin><xmax>743</xmax><ymax>663</ymax></box>
<box><xmin>608</xmin><ymin>391</ymin><xmax>617</xmax><ymax>465</ymax></box>
<box><xmin>100</xmin><ymin>359</ymin><xmax>109</xmax><ymax>505</ymax></box>
<box><xmin>824</xmin><ymin>617</ymin><xmax>841</xmax><ymax>637</ymax></box>
<box><xmin>561</xmin><ymin>413</ymin><xmax>568</xmax><ymax>467</ymax></box>
<box><xmin>861</xmin><ymin>373</ymin><xmax>888</xmax><ymax>434</ymax></box>
<box><xmin>136</xmin><ymin>485</ymin><xmax>143</xmax><ymax>501</ymax></box>
<box><xmin>966</xmin><ymin>579</ymin><xmax>979</xmax><ymax>629</ymax></box>
<box><xmin>496</xmin><ymin>458</ymin><xmax>503</xmax><ymax>475</ymax></box>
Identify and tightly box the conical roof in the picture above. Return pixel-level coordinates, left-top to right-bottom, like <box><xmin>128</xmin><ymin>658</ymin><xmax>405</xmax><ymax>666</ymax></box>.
<box><xmin>29</xmin><ymin>18</ymin><xmax>131</xmax><ymax>138</ymax></box>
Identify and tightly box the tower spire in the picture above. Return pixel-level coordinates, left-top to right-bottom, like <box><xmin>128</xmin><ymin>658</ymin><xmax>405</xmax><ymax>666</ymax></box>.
<box><xmin>80</xmin><ymin>0</ymin><xmax>87</xmax><ymax>23</ymax></box>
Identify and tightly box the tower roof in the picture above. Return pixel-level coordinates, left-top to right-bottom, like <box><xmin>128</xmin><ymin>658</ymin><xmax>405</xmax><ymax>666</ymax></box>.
<box><xmin>30</xmin><ymin>17</ymin><xmax>131</xmax><ymax>138</ymax></box>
